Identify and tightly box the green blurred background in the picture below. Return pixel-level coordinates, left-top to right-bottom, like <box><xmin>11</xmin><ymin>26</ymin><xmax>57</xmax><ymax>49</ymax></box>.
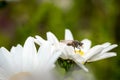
<box><xmin>0</xmin><ymin>0</ymin><xmax>120</xmax><ymax>80</ymax></box>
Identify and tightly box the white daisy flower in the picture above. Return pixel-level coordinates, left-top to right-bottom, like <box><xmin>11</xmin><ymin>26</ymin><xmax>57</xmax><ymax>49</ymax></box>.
<box><xmin>62</xmin><ymin>29</ymin><xmax>117</xmax><ymax>71</ymax></box>
<box><xmin>0</xmin><ymin>37</ymin><xmax>61</xmax><ymax>80</ymax></box>
<box><xmin>34</xmin><ymin>29</ymin><xmax>117</xmax><ymax>72</ymax></box>
<box><xmin>34</xmin><ymin>31</ymin><xmax>88</xmax><ymax>71</ymax></box>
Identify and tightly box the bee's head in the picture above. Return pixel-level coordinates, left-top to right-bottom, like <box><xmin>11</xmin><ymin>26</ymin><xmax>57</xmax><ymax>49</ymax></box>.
<box><xmin>79</xmin><ymin>42</ymin><xmax>83</xmax><ymax>46</ymax></box>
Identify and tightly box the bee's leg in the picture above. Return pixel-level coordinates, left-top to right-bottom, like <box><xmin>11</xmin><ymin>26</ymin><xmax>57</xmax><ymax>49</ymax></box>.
<box><xmin>74</xmin><ymin>47</ymin><xmax>76</xmax><ymax>53</ymax></box>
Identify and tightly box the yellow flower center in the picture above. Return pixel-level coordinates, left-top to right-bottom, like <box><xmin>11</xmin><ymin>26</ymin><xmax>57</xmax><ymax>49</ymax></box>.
<box><xmin>74</xmin><ymin>49</ymin><xmax>85</xmax><ymax>64</ymax></box>
<box><xmin>75</xmin><ymin>50</ymin><xmax>84</xmax><ymax>56</ymax></box>
<box><xmin>10</xmin><ymin>72</ymin><xmax>31</xmax><ymax>80</ymax></box>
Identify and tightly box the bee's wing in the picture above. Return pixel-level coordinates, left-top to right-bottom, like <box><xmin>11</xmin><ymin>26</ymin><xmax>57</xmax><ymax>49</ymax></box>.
<box><xmin>60</xmin><ymin>40</ymin><xmax>73</xmax><ymax>44</ymax></box>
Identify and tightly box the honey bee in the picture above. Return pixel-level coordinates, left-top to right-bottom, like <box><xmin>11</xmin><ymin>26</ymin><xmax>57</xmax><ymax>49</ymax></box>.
<box><xmin>60</xmin><ymin>40</ymin><xmax>83</xmax><ymax>49</ymax></box>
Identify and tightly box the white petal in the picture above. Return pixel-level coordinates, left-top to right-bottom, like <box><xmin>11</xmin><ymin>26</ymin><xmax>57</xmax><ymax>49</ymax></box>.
<box><xmin>81</xmin><ymin>39</ymin><xmax>91</xmax><ymax>52</ymax></box>
<box><xmin>77</xmin><ymin>63</ymin><xmax>88</xmax><ymax>72</ymax></box>
<box><xmin>47</xmin><ymin>50</ymin><xmax>62</xmax><ymax>70</ymax></box>
<box><xmin>88</xmin><ymin>44</ymin><xmax>117</xmax><ymax>60</ymax></box>
<box><xmin>60</xmin><ymin>52</ymin><xmax>68</xmax><ymax>59</ymax></box>
<box><xmin>101</xmin><ymin>42</ymin><xmax>111</xmax><ymax>48</ymax></box>
<box><xmin>23</xmin><ymin>37</ymin><xmax>37</xmax><ymax>71</ymax></box>
<box><xmin>87</xmin><ymin>52</ymin><xmax>117</xmax><ymax>62</ymax></box>
<box><xmin>0</xmin><ymin>67</ymin><xmax>10</xmax><ymax>78</ymax></box>
<box><xmin>0</xmin><ymin>47</ymin><xmax>14</xmax><ymax>74</ymax></box>
<box><xmin>73</xmin><ymin>56</ymin><xmax>88</xmax><ymax>72</ymax></box>
<box><xmin>65</xmin><ymin>46</ymin><xmax>74</xmax><ymax>56</ymax></box>
<box><xmin>37</xmin><ymin>41</ymin><xmax>52</xmax><ymax>68</ymax></box>
<box><xmin>35</xmin><ymin>35</ymin><xmax>46</xmax><ymax>45</ymax></box>
<box><xmin>101</xmin><ymin>44</ymin><xmax>118</xmax><ymax>53</ymax></box>
<box><xmin>84</xmin><ymin>45</ymin><xmax>103</xmax><ymax>61</ymax></box>
<box><xmin>61</xmin><ymin>46</ymin><xmax>74</xmax><ymax>59</ymax></box>
<box><xmin>11</xmin><ymin>44</ymin><xmax>23</xmax><ymax>73</ymax></box>
<box><xmin>47</xmin><ymin>32</ymin><xmax>59</xmax><ymax>44</ymax></box>
<box><xmin>65</xmin><ymin>29</ymin><xmax>74</xmax><ymax>40</ymax></box>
